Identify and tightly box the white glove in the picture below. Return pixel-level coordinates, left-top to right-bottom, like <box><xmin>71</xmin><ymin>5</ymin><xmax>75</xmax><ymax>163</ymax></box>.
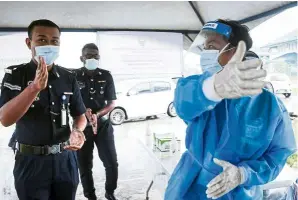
<box><xmin>214</xmin><ymin>41</ymin><xmax>267</xmax><ymax>99</ymax></box>
<box><xmin>206</xmin><ymin>158</ymin><xmax>246</xmax><ymax>199</ymax></box>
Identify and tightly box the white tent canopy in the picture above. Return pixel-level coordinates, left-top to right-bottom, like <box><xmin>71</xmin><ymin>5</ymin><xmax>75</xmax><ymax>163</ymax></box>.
<box><xmin>0</xmin><ymin>1</ymin><xmax>296</xmax><ymax>49</ymax></box>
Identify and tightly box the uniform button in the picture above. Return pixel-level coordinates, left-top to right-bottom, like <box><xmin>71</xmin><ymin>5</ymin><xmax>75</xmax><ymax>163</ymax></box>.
<box><xmin>90</xmin><ymin>97</ymin><xmax>93</xmax><ymax>100</ymax></box>
<box><xmin>68</xmin><ymin>103</ymin><xmax>70</xmax><ymax>106</ymax></box>
<box><xmin>52</xmin><ymin>102</ymin><xmax>55</xmax><ymax>105</ymax></box>
<box><xmin>49</xmin><ymin>85</ymin><xmax>52</xmax><ymax>89</ymax></box>
<box><xmin>91</xmin><ymin>79</ymin><xmax>94</xmax><ymax>81</ymax></box>
<box><xmin>91</xmin><ymin>88</ymin><xmax>94</xmax><ymax>90</ymax></box>
<box><xmin>31</xmin><ymin>104</ymin><xmax>35</xmax><ymax>108</ymax></box>
<box><xmin>53</xmin><ymin>119</ymin><xmax>56</xmax><ymax>122</ymax></box>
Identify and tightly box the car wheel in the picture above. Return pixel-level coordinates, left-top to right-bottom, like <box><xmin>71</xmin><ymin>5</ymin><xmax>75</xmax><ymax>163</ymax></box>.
<box><xmin>109</xmin><ymin>108</ymin><xmax>126</xmax><ymax>125</ymax></box>
<box><xmin>167</xmin><ymin>102</ymin><xmax>177</xmax><ymax>117</ymax></box>
<box><xmin>284</xmin><ymin>93</ymin><xmax>291</xmax><ymax>98</ymax></box>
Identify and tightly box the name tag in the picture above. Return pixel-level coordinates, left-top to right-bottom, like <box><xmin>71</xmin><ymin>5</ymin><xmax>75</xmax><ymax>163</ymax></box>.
<box><xmin>64</xmin><ymin>92</ymin><xmax>73</xmax><ymax>95</ymax></box>
<box><xmin>98</xmin><ymin>80</ymin><xmax>106</xmax><ymax>83</ymax></box>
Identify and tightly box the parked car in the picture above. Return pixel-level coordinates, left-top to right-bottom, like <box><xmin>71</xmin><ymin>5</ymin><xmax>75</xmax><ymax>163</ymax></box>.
<box><xmin>109</xmin><ymin>79</ymin><xmax>177</xmax><ymax>125</ymax></box>
<box><xmin>266</xmin><ymin>73</ymin><xmax>292</xmax><ymax>98</ymax></box>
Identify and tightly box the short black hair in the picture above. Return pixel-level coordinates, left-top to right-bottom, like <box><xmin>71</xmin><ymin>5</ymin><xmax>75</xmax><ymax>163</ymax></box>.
<box><xmin>82</xmin><ymin>43</ymin><xmax>99</xmax><ymax>52</ymax></box>
<box><xmin>28</xmin><ymin>19</ymin><xmax>61</xmax><ymax>39</ymax></box>
<box><xmin>217</xmin><ymin>19</ymin><xmax>253</xmax><ymax>50</ymax></box>
<box><xmin>245</xmin><ymin>51</ymin><xmax>259</xmax><ymax>59</ymax></box>
<box><xmin>244</xmin><ymin>51</ymin><xmax>263</xmax><ymax>68</ymax></box>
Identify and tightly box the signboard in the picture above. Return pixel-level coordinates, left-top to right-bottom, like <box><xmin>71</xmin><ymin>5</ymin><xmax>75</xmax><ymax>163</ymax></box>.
<box><xmin>98</xmin><ymin>31</ymin><xmax>183</xmax><ymax>80</ymax></box>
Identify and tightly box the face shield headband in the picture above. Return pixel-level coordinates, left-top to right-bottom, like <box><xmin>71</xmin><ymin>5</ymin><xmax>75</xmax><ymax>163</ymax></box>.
<box><xmin>188</xmin><ymin>21</ymin><xmax>233</xmax><ymax>54</ymax></box>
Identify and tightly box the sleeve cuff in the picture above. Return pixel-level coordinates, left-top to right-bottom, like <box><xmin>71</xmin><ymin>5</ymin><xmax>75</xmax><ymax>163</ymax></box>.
<box><xmin>239</xmin><ymin>166</ymin><xmax>248</xmax><ymax>185</ymax></box>
<box><xmin>202</xmin><ymin>75</ymin><xmax>223</xmax><ymax>102</ymax></box>
<box><xmin>71</xmin><ymin>106</ymin><xmax>87</xmax><ymax>117</ymax></box>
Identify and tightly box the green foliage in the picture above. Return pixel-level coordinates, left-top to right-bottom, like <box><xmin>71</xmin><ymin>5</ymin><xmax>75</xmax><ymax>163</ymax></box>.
<box><xmin>287</xmin><ymin>153</ymin><xmax>298</xmax><ymax>168</ymax></box>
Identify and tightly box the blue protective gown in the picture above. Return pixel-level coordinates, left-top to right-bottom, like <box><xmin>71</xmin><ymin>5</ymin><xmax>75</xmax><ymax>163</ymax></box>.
<box><xmin>165</xmin><ymin>73</ymin><xmax>297</xmax><ymax>200</ymax></box>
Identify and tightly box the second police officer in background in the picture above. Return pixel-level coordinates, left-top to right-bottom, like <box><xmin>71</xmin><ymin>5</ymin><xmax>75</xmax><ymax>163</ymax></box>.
<box><xmin>75</xmin><ymin>43</ymin><xmax>118</xmax><ymax>200</ymax></box>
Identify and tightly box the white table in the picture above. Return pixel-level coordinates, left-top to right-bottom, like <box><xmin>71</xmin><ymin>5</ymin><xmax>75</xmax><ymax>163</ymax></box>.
<box><xmin>135</xmin><ymin>131</ymin><xmax>183</xmax><ymax>200</ymax></box>
<box><xmin>135</xmin><ymin>121</ymin><xmax>297</xmax><ymax>200</ymax></box>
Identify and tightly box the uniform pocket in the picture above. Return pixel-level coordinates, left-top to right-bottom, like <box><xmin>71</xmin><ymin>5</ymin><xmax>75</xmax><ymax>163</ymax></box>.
<box><xmin>13</xmin><ymin>154</ymin><xmax>47</xmax><ymax>183</ymax></box>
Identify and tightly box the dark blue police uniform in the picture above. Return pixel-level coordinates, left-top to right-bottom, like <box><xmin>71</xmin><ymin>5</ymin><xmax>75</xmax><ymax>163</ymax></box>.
<box><xmin>75</xmin><ymin>67</ymin><xmax>118</xmax><ymax>199</ymax></box>
<box><xmin>0</xmin><ymin>60</ymin><xmax>86</xmax><ymax>200</ymax></box>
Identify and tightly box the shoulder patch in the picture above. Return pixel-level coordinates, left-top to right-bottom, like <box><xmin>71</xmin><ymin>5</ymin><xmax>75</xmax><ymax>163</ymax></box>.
<box><xmin>72</xmin><ymin>68</ymin><xmax>84</xmax><ymax>77</ymax></box>
<box><xmin>98</xmin><ymin>68</ymin><xmax>110</xmax><ymax>73</ymax></box>
<box><xmin>7</xmin><ymin>63</ymin><xmax>27</xmax><ymax>69</ymax></box>
<box><xmin>61</xmin><ymin>66</ymin><xmax>76</xmax><ymax>74</ymax></box>
<box><xmin>4</xmin><ymin>69</ymin><xmax>12</xmax><ymax>74</ymax></box>
<box><xmin>4</xmin><ymin>63</ymin><xmax>28</xmax><ymax>75</ymax></box>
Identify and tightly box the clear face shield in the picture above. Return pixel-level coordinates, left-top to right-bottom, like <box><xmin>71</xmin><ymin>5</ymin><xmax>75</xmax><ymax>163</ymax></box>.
<box><xmin>183</xmin><ymin>21</ymin><xmax>233</xmax><ymax>76</ymax></box>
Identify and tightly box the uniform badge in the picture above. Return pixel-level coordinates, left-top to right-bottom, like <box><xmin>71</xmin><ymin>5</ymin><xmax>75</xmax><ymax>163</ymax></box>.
<box><xmin>100</xmin><ymin>86</ymin><xmax>104</xmax><ymax>94</ymax></box>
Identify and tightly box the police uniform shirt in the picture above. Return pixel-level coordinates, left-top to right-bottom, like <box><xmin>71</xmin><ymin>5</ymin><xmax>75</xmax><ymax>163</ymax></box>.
<box><xmin>0</xmin><ymin>60</ymin><xmax>86</xmax><ymax>146</ymax></box>
<box><xmin>75</xmin><ymin>67</ymin><xmax>116</xmax><ymax>113</ymax></box>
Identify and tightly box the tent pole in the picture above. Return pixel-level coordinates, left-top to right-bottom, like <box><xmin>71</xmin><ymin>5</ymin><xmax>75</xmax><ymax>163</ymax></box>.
<box><xmin>188</xmin><ymin>1</ymin><xmax>205</xmax><ymax>25</ymax></box>
<box><xmin>239</xmin><ymin>1</ymin><xmax>297</xmax><ymax>24</ymax></box>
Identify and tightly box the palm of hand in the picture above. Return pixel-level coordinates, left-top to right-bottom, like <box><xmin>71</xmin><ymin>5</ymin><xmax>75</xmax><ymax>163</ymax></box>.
<box><xmin>69</xmin><ymin>130</ymin><xmax>84</xmax><ymax>146</ymax></box>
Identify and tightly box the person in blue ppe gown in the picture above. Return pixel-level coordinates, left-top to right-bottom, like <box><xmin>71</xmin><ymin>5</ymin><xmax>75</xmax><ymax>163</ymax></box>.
<box><xmin>164</xmin><ymin>19</ymin><xmax>297</xmax><ymax>200</ymax></box>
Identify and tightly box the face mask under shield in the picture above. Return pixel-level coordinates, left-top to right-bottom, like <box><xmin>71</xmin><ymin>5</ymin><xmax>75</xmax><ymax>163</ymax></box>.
<box><xmin>183</xmin><ymin>21</ymin><xmax>232</xmax><ymax>76</ymax></box>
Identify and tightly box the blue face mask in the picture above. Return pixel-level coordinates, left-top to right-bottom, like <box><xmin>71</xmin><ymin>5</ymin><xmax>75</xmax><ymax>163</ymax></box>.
<box><xmin>34</xmin><ymin>45</ymin><xmax>60</xmax><ymax>66</ymax></box>
<box><xmin>85</xmin><ymin>59</ymin><xmax>99</xmax><ymax>70</ymax></box>
<box><xmin>200</xmin><ymin>43</ymin><xmax>234</xmax><ymax>75</ymax></box>
<box><xmin>200</xmin><ymin>50</ymin><xmax>222</xmax><ymax>75</ymax></box>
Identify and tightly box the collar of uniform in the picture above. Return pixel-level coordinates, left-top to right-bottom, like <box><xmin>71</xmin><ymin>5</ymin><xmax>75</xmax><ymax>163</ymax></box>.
<box><xmin>81</xmin><ymin>67</ymin><xmax>102</xmax><ymax>76</ymax></box>
<box><xmin>29</xmin><ymin>59</ymin><xmax>60</xmax><ymax>78</ymax></box>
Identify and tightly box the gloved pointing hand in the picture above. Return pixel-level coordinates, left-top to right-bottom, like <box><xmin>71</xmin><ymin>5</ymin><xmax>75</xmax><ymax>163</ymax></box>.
<box><xmin>214</xmin><ymin>41</ymin><xmax>267</xmax><ymax>99</ymax></box>
<box><xmin>206</xmin><ymin>158</ymin><xmax>246</xmax><ymax>199</ymax></box>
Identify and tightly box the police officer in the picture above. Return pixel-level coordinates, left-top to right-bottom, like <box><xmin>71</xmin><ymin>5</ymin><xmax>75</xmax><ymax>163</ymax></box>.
<box><xmin>75</xmin><ymin>43</ymin><xmax>118</xmax><ymax>200</ymax></box>
<box><xmin>0</xmin><ymin>19</ymin><xmax>87</xmax><ymax>200</ymax></box>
